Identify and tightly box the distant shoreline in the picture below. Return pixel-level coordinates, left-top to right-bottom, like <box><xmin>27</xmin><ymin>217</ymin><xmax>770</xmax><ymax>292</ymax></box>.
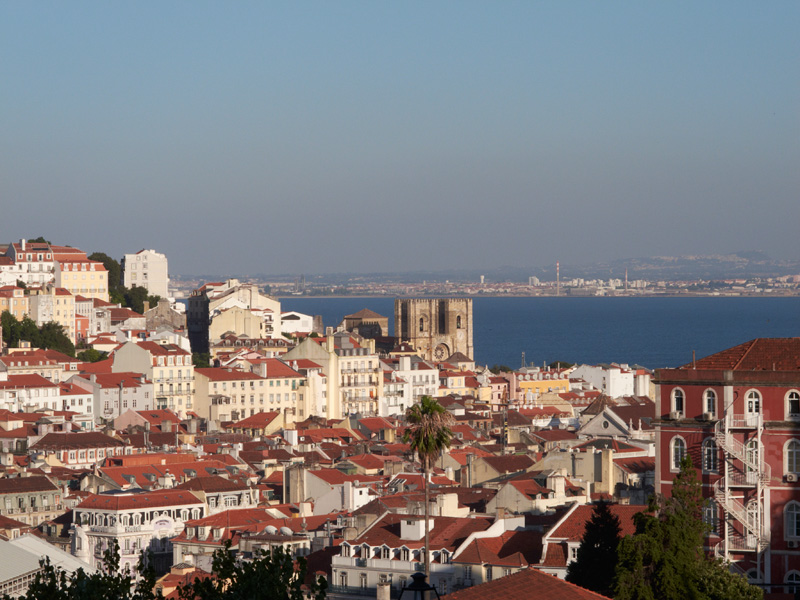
<box><xmin>276</xmin><ymin>293</ymin><xmax>800</xmax><ymax>300</ymax></box>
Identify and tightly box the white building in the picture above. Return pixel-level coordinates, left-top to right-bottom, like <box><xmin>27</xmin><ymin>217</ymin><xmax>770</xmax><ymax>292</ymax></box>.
<box><xmin>122</xmin><ymin>249</ymin><xmax>170</xmax><ymax>299</ymax></box>
<box><xmin>111</xmin><ymin>341</ymin><xmax>194</xmax><ymax>415</ymax></box>
<box><xmin>71</xmin><ymin>489</ymin><xmax>205</xmax><ymax>574</ymax></box>
<box><xmin>380</xmin><ymin>356</ymin><xmax>438</xmax><ymax>416</ymax></box>
<box><xmin>570</xmin><ymin>364</ymin><xmax>651</xmax><ymax>398</ymax></box>
<box><xmin>280</xmin><ymin>311</ymin><xmax>315</xmax><ymax>335</ymax></box>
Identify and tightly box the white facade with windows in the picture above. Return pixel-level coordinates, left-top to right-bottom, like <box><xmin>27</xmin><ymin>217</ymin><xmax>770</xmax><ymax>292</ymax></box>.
<box><xmin>122</xmin><ymin>249</ymin><xmax>170</xmax><ymax>299</ymax></box>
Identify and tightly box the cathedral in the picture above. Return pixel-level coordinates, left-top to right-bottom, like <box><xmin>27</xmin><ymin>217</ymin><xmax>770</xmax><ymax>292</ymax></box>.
<box><xmin>394</xmin><ymin>298</ymin><xmax>473</xmax><ymax>361</ymax></box>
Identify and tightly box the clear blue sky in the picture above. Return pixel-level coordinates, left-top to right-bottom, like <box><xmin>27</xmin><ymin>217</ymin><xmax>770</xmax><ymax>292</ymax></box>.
<box><xmin>2</xmin><ymin>2</ymin><xmax>798</xmax><ymax>276</ymax></box>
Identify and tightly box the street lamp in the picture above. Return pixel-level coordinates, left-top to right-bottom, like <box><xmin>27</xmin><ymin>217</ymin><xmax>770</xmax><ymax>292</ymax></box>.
<box><xmin>398</xmin><ymin>572</ymin><xmax>441</xmax><ymax>600</ymax></box>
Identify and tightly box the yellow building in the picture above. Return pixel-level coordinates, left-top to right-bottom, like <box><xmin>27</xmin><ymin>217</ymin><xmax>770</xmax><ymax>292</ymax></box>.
<box><xmin>54</xmin><ymin>260</ymin><xmax>109</xmax><ymax>302</ymax></box>
<box><xmin>517</xmin><ymin>371</ymin><xmax>570</xmax><ymax>403</ymax></box>
<box><xmin>0</xmin><ymin>286</ymin><xmax>29</xmax><ymax>320</ymax></box>
<box><xmin>28</xmin><ymin>286</ymin><xmax>76</xmax><ymax>342</ymax></box>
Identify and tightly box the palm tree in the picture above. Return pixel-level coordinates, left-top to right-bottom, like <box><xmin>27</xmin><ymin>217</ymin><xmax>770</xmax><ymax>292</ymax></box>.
<box><xmin>403</xmin><ymin>395</ymin><xmax>454</xmax><ymax>576</ymax></box>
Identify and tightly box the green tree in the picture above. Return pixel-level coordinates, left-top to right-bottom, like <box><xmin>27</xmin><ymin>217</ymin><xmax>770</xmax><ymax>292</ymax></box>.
<box><xmin>1</xmin><ymin>311</ymin><xmax>19</xmax><ymax>347</ymax></box>
<box><xmin>18</xmin><ymin>317</ymin><xmax>40</xmax><ymax>345</ymax></box>
<box><xmin>403</xmin><ymin>395</ymin><xmax>454</xmax><ymax>575</ymax></box>
<box><xmin>614</xmin><ymin>457</ymin><xmax>761</xmax><ymax>600</ymax></box>
<box><xmin>549</xmin><ymin>360</ymin><xmax>575</xmax><ymax>369</ymax></box>
<box><xmin>89</xmin><ymin>252</ymin><xmax>122</xmax><ymax>295</ymax></box>
<box><xmin>27</xmin><ymin>236</ymin><xmax>52</xmax><ymax>245</ymax></box>
<box><xmin>6</xmin><ymin>541</ymin><xmax>159</xmax><ymax>600</ymax></box>
<box><xmin>15</xmin><ymin>279</ymin><xmax>27</xmax><ymax>290</ymax></box>
<box><xmin>192</xmin><ymin>352</ymin><xmax>211</xmax><ymax>368</ymax></box>
<box><xmin>177</xmin><ymin>542</ymin><xmax>326</xmax><ymax>600</ymax></box>
<box><xmin>124</xmin><ymin>286</ymin><xmax>150</xmax><ymax>314</ymax></box>
<box><xmin>566</xmin><ymin>502</ymin><xmax>622</xmax><ymax>597</ymax></box>
<box><xmin>38</xmin><ymin>321</ymin><xmax>75</xmax><ymax>357</ymax></box>
<box><xmin>78</xmin><ymin>348</ymin><xmax>107</xmax><ymax>363</ymax></box>
<box><xmin>489</xmin><ymin>364</ymin><xmax>512</xmax><ymax>373</ymax></box>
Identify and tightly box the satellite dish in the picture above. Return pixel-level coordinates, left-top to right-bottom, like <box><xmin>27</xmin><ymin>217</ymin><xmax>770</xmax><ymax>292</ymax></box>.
<box><xmin>265</xmin><ymin>525</ymin><xmax>278</xmax><ymax>534</ymax></box>
<box><xmin>279</xmin><ymin>526</ymin><xmax>293</xmax><ymax>535</ymax></box>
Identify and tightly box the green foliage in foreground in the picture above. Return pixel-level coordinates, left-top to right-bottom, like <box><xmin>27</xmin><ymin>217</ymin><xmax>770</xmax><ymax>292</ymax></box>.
<box><xmin>2</xmin><ymin>539</ymin><xmax>326</xmax><ymax>600</ymax></box>
<box><xmin>614</xmin><ymin>457</ymin><xmax>762</xmax><ymax>600</ymax></box>
<box><xmin>1</xmin><ymin>311</ymin><xmax>75</xmax><ymax>357</ymax></box>
<box><xmin>177</xmin><ymin>542</ymin><xmax>326</xmax><ymax>600</ymax></box>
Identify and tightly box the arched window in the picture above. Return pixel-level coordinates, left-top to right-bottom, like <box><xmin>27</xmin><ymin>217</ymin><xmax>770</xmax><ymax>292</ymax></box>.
<box><xmin>704</xmin><ymin>389</ymin><xmax>716</xmax><ymax>417</ymax></box>
<box><xmin>785</xmin><ymin>502</ymin><xmax>800</xmax><ymax>539</ymax></box>
<box><xmin>746</xmin><ymin>390</ymin><xmax>761</xmax><ymax>418</ymax></box>
<box><xmin>672</xmin><ymin>389</ymin><xmax>685</xmax><ymax>416</ymax></box>
<box><xmin>419</xmin><ymin>318</ymin><xmax>425</xmax><ymax>332</ymax></box>
<box><xmin>671</xmin><ymin>436</ymin><xmax>687</xmax><ymax>470</ymax></box>
<box><xmin>786</xmin><ymin>440</ymin><xmax>800</xmax><ymax>474</ymax></box>
<box><xmin>785</xmin><ymin>571</ymin><xmax>800</xmax><ymax>594</ymax></box>
<box><xmin>702</xmin><ymin>438</ymin><xmax>718</xmax><ymax>473</ymax></box>
<box><xmin>703</xmin><ymin>500</ymin><xmax>719</xmax><ymax>535</ymax></box>
<box><xmin>456</xmin><ymin>316</ymin><xmax>462</xmax><ymax>329</ymax></box>
<box><xmin>788</xmin><ymin>391</ymin><xmax>800</xmax><ymax>419</ymax></box>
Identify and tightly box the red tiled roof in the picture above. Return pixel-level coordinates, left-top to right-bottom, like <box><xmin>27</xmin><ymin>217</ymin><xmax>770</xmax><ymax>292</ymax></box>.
<box><xmin>354</xmin><ymin>513</ymin><xmax>493</xmax><ymax>552</ymax></box>
<box><xmin>447</xmin><ymin>566</ymin><xmax>609</xmax><ymax>599</ymax></box>
<box><xmin>195</xmin><ymin>368</ymin><xmax>264</xmax><ymax>382</ymax></box>
<box><xmin>681</xmin><ymin>338</ymin><xmax>800</xmax><ymax>371</ymax></box>
<box><xmin>30</xmin><ymin>432</ymin><xmax>125</xmax><ymax>450</ymax></box>
<box><xmin>225</xmin><ymin>411</ymin><xmax>280</xmax><ymax>429</ymax></box>
<box><xmin>76</xmin><ymin>489</ymin><xmax>204</xmax><ymax>511</ymax></box>
<box><xmin>0</xmin><ymin>374</ymin><xmax>58</xmax><ymax>390</ymax></box>
<box><xmin>548</xmin><ymin>504</ymin><xmax>640</xmax><ymax>542</ymax></box>
<box><xmin>455</xmin><ymin>530</ymin><xmax>544</xmax><ymax>566</ymax></box>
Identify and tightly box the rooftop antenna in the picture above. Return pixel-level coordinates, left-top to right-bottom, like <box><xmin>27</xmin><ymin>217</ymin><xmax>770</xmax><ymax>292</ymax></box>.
<box><xmin>556</xmin><ymin>261</ymin><xmax>560</xmax><ymax>297</ymax></box>
<box><xmin>692</xmin><ymin>350</ymin><xmax>696</xmax><ymax>369</ymax></box>
<box><xmin>521</xmin><ymin>352</ymin><xmax>526</xmax><ymax>369</ymax></box>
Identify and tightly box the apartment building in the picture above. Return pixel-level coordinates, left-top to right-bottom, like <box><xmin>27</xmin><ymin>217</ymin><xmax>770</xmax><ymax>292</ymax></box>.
<box><xmin>121</xmin><ymin>249</ymin><xmax>170</xmax><ymax>299</ymax></box>
<box><xmin>112</xmin><ymin>341</ymin><xmax>194</xmax><ymax>415</ymax></box>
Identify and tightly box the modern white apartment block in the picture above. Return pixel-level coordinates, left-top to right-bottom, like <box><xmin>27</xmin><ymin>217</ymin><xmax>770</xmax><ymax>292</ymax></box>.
<box><xmin>122</xmin><ymin>249</ymin><xmax>169</xmax><ymax>299</ymax></box>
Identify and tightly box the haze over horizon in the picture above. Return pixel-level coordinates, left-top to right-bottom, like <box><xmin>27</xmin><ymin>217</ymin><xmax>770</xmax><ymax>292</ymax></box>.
<box><xmin>3</xmin><ymin>3</ymin><xmax>798</xmax><ymax>276</ymax></box>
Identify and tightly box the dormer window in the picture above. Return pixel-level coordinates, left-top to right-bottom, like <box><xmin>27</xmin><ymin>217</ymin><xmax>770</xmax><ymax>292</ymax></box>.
<box><xmin>187</xmin><ymin>527</ymin><xmax>195</xmax><ymax>538</ymax></box>
<box><xmin>382</xmin><ymin>546</ymin><xmax>390</xmax><ymax>559</ymax></box>
<box><xmin>342</xmin><ymin>544</ymin><xmax>350</xmax><ymax>557</ymax></box>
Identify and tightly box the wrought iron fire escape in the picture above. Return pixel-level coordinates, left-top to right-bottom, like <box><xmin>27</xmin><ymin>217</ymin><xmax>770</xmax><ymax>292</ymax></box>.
<box><xmin>712</xmin><ymin>411</ymin><xmax>769</xmax><ymax>574</ymax></box>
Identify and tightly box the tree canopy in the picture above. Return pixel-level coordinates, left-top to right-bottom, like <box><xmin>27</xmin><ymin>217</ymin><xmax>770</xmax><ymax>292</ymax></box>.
<box><xmin>1</xmin><ymin>311</ymin><xmax>75</xmax><ymax>357</ymax></box>
<box><xmin>4</xmin><ymin>541</ymin><xmax>325</xmax><ymax>600</ymax></box>
<box><xmin>177</xmin><ymin>542</ymin><xmax>326</xmax><ymax>600</ymax></box>
<box><xmin>566</xmin><ymin>501</ymin><xmax>622</xmax><ymax>597</ymax></box>
<box><xmin>614</xmin><ymin>457</ymin><xmax>761</xmax><ymax>600</ymax></box>
<box><xmin>5</xmin><ymin>541</ymin><xmax>158</xmax><ymax>600</ymax></box>
<box><xmin>403</xmin><ymin>396</ymin><xmax>454</xmax><ymax>575</ymax></box>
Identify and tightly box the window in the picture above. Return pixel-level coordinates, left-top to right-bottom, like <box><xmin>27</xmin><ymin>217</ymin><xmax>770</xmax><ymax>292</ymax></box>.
<box><xmin>786</xmin><ymin>440</ymin><xmax>800</xmax><ymax>474</ymax></box>
<box><xmin>746</xmin><ymin>390</ymin><xmax>761</xmax><ymax>417</ymax></box>
<box><xmin>702</xmin><ymin>438</ymin><xmax>718</xmax><ymax>473</ymax></box>
<box><xmin>785</xmin><ymin>571</ymin><xmax>800</xmax><ymax>595</ymax></box>
<box><xmin>703</xmin><ymin>500</ymin><xmax>719</xmax><ymax>535</ymax></box>
<box><xmin>704</xmin><ymin>389</ymin><xmax>716</xmax><ymax>417</ymax></box>
<box><xmin>671</xmin><ymin>388</ymin><xmax>684</xmax><ymax>415</ymax></box>
<box><xmin>788</xmin><ymin>391</ymin><xmax>800</xmax><ymax>419</ymax></box>
<box><xmin>671</xmin><ymin>437</ymin><xmax>687</xmax><ymax>470</ymax></box>
<box><xmin>360</xmin><ymin>573</ymin><xmax>367</xmax><ymax>589</ymax></box>
<box><xmin>786</xmin><ymin>502</ymin><xmax>800</xmax><ymax>539</ymax></box>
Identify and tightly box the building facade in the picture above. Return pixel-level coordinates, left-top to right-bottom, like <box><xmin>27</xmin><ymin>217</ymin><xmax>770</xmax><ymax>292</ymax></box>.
<box><xmin>655</xmin><ymin>338</ymin><xmax>800</xmax><ymax>593</ymax></box>
<box><xmin>395</xmin><ymin>298</ymin><xmax>473</xmax><ymax>362</ymax></box>
<box><xmin>122</xmin><ymin>249</ymin><xmax>170</xmax><ymax>299</ymax></box>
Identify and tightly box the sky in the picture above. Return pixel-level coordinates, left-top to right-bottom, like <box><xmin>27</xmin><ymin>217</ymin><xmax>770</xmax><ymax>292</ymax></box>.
<box><xmin>2</xmin><ymin>2</ymin><xmax>799</xmax><ymax>276</ymax></box>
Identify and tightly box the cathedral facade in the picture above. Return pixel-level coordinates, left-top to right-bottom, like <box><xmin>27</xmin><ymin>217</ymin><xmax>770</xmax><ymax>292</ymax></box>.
<box><xmin>394</xmin><ymin>298</ymin><xmax>473</xmax><ymax>362</ymax></box>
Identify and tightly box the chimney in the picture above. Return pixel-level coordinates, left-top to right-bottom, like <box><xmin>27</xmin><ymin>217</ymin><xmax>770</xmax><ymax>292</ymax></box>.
<box><xmin>20</xmin><ymin>239</ymin><xmax>26</xmax><ymax>251</ymax></box>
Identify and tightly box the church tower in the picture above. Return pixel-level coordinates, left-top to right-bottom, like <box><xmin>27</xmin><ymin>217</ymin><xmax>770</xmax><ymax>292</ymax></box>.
<box><xmin>394</xmin><ymin>298</ymin><xmax>473</xmax><ymax>361</ymax></box>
